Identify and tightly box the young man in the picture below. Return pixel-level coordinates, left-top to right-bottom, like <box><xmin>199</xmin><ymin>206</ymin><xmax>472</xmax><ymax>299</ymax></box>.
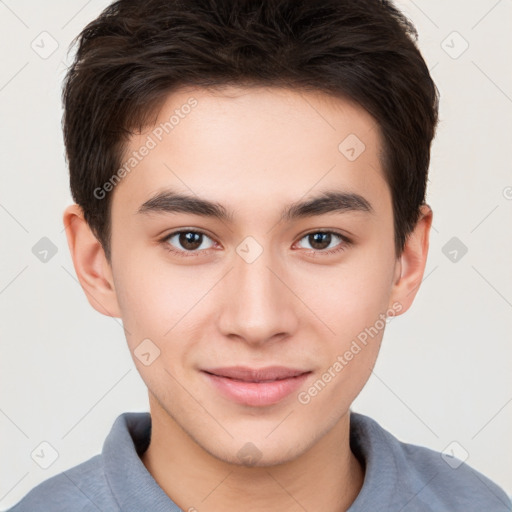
<box><xmin>8</xmin><ymin>0</ymin><xmax>511</xmax><ymax>510</ymax></box>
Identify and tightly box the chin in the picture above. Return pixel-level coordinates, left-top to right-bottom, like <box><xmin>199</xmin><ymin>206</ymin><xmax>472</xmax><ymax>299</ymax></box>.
<box><xmin>201</xmin><ymin>434</ymin><xmax>309</xmax><ymax>469</ymax></box>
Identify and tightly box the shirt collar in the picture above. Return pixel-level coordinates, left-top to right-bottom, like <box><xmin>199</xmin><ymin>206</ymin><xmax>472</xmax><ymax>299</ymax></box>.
<box><xmin>102</xmin><ymin>412</ymin><xmax>182</xmax><ymax>511</ymax></box>
<box><xmin>347</xmin><ymin>411</ymin><xmax>398</xmax><ymax>510</ymax></box>
<box><xmin>102</xmin><ymin>410</ymin><xmax>395</xmax><ymax>511</ymax></box>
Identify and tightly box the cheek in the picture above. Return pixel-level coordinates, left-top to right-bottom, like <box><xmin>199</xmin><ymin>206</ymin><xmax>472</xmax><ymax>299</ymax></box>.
<box><xmin>113</xmin><ymin>226</ymin><xmax>395</xmax><ymax>349</ymax></box>
<box><xmin>297</xmin><ymin>251</ymin><xmax>395</xmax><ymax>340</ymax></box>
<box><xmin>112</xmin><ymin>263</ymin><xmax>203</xmax><ymax>392</ymax></box>
<box><xmin>297</xmin><ymin>264</ymin><xmax>392</xmax><ymax>414</ymax></box>
<box><xmin>112</xmin><ymin>254</ymin><xmax>216</xmax><ymax>347</ymax></box>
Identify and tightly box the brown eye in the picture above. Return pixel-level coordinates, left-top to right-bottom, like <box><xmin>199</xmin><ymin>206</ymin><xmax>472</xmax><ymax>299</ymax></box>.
<box><xmin>308</xmin><ymin>232</ymin><xmax>333</xmax><ymax>250</ymax></box>
<box><xmin>164</xmin><ymin>230</ymin><xmax>215</xmax><ymax>254</ymax></box>
<box><xmin>297</xmin><ymin>231</ymin><xmax>348</xmax><ymax>253</ymax></box>
<box><xmin>178</xmin><ymin>231</ymin><xmax>203</xmax><ymax>250</ymax></box>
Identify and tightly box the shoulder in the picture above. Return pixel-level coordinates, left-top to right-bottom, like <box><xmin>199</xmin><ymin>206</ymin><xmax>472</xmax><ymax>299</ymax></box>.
<box><xmin>397</xmin><ymin>440</ymin><xmax>511</xmax><ymax>510</ymax></box>
<box><xmin>6</xmin><ymin>412</ymin><xmax>153</xmax><ymax>512</ymax></box>
<box><xmin>350</xmin><ymin>412</ymin><xmax>512</xmax><ymax>511</ymax></box>
<box><xmin>6</xmin><ymin>454</ymin><xmax>118</xmax><ymax>512</ymax></box>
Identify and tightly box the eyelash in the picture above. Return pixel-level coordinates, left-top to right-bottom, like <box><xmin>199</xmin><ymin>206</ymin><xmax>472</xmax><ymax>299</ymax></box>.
<box><xmin>159</xmin><ymin>229</ymin><xmax>352</xmax><ymax>258</ymax></box>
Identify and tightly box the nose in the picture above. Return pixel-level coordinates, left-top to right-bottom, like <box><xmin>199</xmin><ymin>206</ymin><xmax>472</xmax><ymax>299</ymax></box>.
<box><xmin>217</xmin><ymin>245</ymin><xmax>299</xmax><ymax>347</ymax></box>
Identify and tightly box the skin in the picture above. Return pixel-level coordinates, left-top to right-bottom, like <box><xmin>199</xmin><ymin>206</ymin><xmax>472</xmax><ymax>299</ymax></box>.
<box><xmin>63</xmin><ymin>85</ymin><xmax>432</xmax><ymax>512</ymax></box>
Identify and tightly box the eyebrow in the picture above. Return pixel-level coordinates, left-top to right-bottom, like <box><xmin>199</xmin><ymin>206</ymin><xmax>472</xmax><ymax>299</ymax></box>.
<box><xmin>136</xmin><ymin>188</ymin><xmax>374</xmax><ymax>222</ymax></box>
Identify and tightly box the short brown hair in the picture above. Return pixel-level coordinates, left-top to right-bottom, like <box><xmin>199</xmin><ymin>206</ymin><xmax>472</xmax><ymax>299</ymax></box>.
<box><xmin>62</xmin><ymin>0</ymin><xmax>440</xmax><ymax>262</ymax></box>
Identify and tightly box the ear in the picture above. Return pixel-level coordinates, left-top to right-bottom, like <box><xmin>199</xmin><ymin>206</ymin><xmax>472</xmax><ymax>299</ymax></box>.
<box><xmin>388</xmin><ymin>204</ymin><xmax>433</xmax><ymax>315</ymax></box>
<box><xmin>63</xmin><ymin>204</ymin><xmax>122</xmax><ymax>318</ymax></box>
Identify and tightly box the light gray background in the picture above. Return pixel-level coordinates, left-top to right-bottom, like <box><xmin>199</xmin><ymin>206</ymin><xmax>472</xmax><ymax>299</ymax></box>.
<box><xmin>1</xmin><ymin>0</ymin><xmax>511</xmax><ymax>509</ymax></box>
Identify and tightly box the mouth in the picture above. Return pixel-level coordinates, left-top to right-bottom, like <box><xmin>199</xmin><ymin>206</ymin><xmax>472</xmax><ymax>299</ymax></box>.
<box><xmin>201</xmin><ymin>366</ymin><xmax>312</xmax><ymax>406</ymax></box>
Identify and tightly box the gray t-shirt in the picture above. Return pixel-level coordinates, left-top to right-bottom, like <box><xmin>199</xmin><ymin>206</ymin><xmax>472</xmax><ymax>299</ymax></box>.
<box><xmin>7</xmin><ymin>411</ymin><xmax>512</xmax><ymax>511</ymax></box>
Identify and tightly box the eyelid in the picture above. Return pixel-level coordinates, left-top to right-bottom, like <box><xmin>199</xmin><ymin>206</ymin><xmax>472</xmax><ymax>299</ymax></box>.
<box><xmin>160</xmin><ymin>228</ymin><xmax>217</xmax><ymax>257</ymax></box>
<box><xmin>295</xmin><ymin>228</ymin><xmax>351</xmax><ymax>243</ymax></box>
<box><xmin>294</xmin><ymin>230</ymin><xmax>352</xmax><ymax>253</ymax></box>
<box><xmin>160</xmin><ymin>228</ymin><xmax>352</xmax><ymax>257</ymax></box>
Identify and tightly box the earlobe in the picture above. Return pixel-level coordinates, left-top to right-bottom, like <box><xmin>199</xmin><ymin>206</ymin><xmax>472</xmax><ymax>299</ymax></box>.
<box><xmin>388</xmin><ymin>204</ymin><xmax>433</xmax><ymax>315</ymax></box>
<box><xmin>62</xmin><ymin>204</ymin><xmax>122</xmax><ymax>318</ymax></box>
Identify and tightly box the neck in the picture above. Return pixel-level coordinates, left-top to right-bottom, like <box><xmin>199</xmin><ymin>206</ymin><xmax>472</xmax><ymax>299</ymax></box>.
<box><xmin>141</xmin><ymin>394</ymin><xmax>364</xmax><ymax>512</ymax></box>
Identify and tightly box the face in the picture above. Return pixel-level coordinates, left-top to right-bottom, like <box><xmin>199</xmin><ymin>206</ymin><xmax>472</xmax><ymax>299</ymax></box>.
<box><xmin>97</xmin><ymin>86</ymin><xmax>409</xmax><ymax>465</ymax></box>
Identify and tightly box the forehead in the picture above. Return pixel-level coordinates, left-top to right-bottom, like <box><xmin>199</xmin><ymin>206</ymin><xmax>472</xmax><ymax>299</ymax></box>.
<box><xmin>112</xmin><ymin>85</ymin><xmax>388</xmax><ymax>220</ymax></box>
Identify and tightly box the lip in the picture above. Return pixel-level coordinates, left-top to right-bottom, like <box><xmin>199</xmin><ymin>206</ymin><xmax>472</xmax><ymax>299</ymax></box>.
<box><xmin>201</xmin><ymin>366</ymin><xmax>311</xmax><ymax>407</ymax></box>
